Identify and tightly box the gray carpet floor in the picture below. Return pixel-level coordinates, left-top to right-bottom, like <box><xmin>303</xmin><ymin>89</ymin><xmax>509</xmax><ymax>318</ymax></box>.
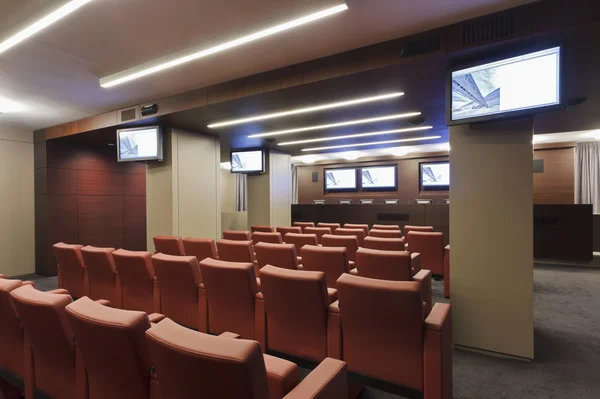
<box><xmin>23</xmin><ymin>265</ymin><xmax>600</xmax><ymax>398</ymax></box>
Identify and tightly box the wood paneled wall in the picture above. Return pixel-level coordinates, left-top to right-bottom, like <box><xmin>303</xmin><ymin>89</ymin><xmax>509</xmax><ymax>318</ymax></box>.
<box><xmin>533</xmin><ymin>147</ymin><xmax>575</xmax><ymax>204</ymax></box>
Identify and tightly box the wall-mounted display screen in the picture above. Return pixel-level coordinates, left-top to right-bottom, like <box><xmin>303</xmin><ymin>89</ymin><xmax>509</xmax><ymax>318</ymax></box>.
<box><xmin>421</xmin><ymin>162</ymin><xmax>450</xmax><ymax>191</ymax></box>
<box><xmin>324</xmin><ymin>168</ymin><xmax>357</xmax><ymax>192</ymax></box>
<box><xmin>361</xmin><ymin>166</ymin><xmax>397</xmax><ymax>191</ymax></box>
<box><xmin>449</xmin><ymin>46</ymin><xmax>561</xmax><ymax>125</ymax></box>
<box><xmin>231</xmin><ymin>150</ymin><xmax>265</xmax><ymax>173</ymax></box>
<box><xmin>117</xmin><ymin>126</ymin><xmax>163</xmax><ymax>162</ymax></box>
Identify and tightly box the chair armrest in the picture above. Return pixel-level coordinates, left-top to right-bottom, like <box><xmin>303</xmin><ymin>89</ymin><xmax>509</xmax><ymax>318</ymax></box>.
<box><xmin>153</xmin><ymin>276</ymin><xmax>161</xmax><ymax>313</ymax></box>
<box><xmin>255</xmin><ymin>292</ymin><xmax>266</xmax><ymax>352</ymax></box>
<box><xmin>219</xmin><ymin>332</ymin><xmax>241</xmax><ymax>339</ymax></box>
<box><xmin>327</xmin><ymin>288</ymin><xmax>338</xmax><ymax>304</ymax></box>
<box><xmin>22</xmin><ymin>281</ymin><xmax>36</xmax><ymax>287</ymax></box>
<box><xmin>411</xmin><ymin>252</ymin><xmax>421</xmax><ymax>274</ymax></box>
<box><xmin>47</xmin><ymin>288</ymin><xmax>69</xmax><ymax>295</ymax></box>
<box><xmin>327</xmin><ymin>301</ymin><xmax>342</xmax><ymax>359</ymax></box>
<box><xmin>198</xmin><ymin>285</ymin><xmax>208</xmax><ymax>333</ymax></box>
<box><xmin>328</xmin><ymin>300</ymin><xmax>340</xmax><ymax>314</ymax></box>
<box><xmin>95</xmin><ymin>299</ymin><xmax>111</xmax><ymax>307</ymax></box>
<box><xmin>413</xmin><ymin>269</ymin><xmax>432</xmax><ymax>317</ymax></box>
<box><xmin>283</xmin><ymin>358</ymin><xmax>348</xmax><ymax>399</ymax></box>
<box><xmin>349</xmin><ymin>268</ymin><xmax>358</xmax><ymax>276</ymax></box>
<box><xmin>424</xmin><ymin>303</ymin><xmax>452</xmax><ymax>399</ymax></box>
<box><xmin>148</xmin><ymin>313</ymin><xmax>165</xmax><ymax>324</ymax></box>
<box><xmin>444</xmin><ymin>246</ymin><xmax>450</xmax><ymax>298</ymax></box>
<box><xmin>425</xmin><ymin>303</ymin><xmax>451</xmax><ymax>331</ymax></box>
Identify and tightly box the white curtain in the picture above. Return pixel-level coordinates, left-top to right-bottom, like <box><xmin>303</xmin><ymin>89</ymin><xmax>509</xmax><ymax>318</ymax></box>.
<box><xmin>235</xmin><ymin>173</ymin><xmax>248</xmax><ymax>211</ymax></box>
<box><xmin>575</xmin><ymin>142</ymin><xmax>600</xmax><ymax>213</ymax></box>
<box><xmin>292</xmin><ymin>165</ymin><xmax>299</xmax><ymax>204</ymax></box>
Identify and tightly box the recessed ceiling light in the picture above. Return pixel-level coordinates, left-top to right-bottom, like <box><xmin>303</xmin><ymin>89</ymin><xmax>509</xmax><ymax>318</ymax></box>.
<box><xmin>340</xmin><ymin>151</ymin><xmax>362</xmax><ymax>160</ymax></box>
<box><xmin>100</xmin><ymin>3</ymin><xmax>348</xmax><ymax>88</ymax></box>
<box><xmin>385</xmin><ymin>146</ymin><xmax>413</xmax><ymax>157</ymax></box>
<box><xmin>278</xmin><ymin>125</ymin><xmax>433</xmax><ymax>146</ymax></box>
<box><xmin>301</xmin><ymin>136</ymin><xmax>442</xmax><ymax>152</ymax></box>
<box><xmin>0</xmin><ymin>96</ymin><xmax>26</xmax><ymax>113</ymax></box>
<box><xmin>0</xmin><ymin>0</ymin><xmax>94</xmax><ymax>54</ymax></box>
<box><xmin>207</xmin><ymin>92</ymin><xmax>404</xmax><ymax>128</ymax></box>
<box><xmin>248</xmin><ymin>112</ymin><xmax>422</xmax><ymax>138</ymax></box>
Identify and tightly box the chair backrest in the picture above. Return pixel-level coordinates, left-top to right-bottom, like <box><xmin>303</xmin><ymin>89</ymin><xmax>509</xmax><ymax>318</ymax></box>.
<box><xmin>11</xmin><ymin>286</ymin><xmax>76</xmax><ymax>399</ymax></box>
<box><xmin>259</xmin><ymin>265</ymin><xmax>329</xmax><ymax>362</ymax></box>
<box><xmin>317</xmin><ymin>223</ymin><xmax>341</xmax><ymax>233</ymax></box>
<box><xmin>276</xmin><ymin>226</ymin><xmax>302</xmax><ymax>239</ymax></box>
<box><xmin>334</xmin><ymin>228</ymin><xmax>365</xmax><ymax>247</ymax></box>
<box><xmin>369</xmin><ymin>229</ymin><xmax>403</xmax><ymax>239</ymax></box>
<box><xmin>65</xmin><ymin>297</ymin><xmax>153</xmax><ymax>399</ymax></box>
<box><xmin>153</xmin><ymin>236</ymin><xmax>185</xmax><ymax>256</ymax></box>
<box><xmin>251</xmin><ymin>225</ymin><xmax>274</xmax><ymax>233</ymax></box>
<box><xmin>355</xmin><ymin>248</ymin><xmax>412</xmax><ymax>281</ymax></box>
<box><xmin>146</xmin><ymin>318</ymin><xmax>270</xmax><ymax>399</ymax></box>
<box><xmin>284</xmin><ymin>233</ymin><xmax>319</xmax><ymax>255</ymax></box>
<box><xmin>404</xmin><ymin>225</ymin><xmax>434</xmax><ymax>239</ymax></box>
<box><xmin>364</xmin><ymin>236</ymin><xmax>405</xmax><ymax>251</ymax></box>
<box><xmin>216</xmin><ymin>240</ymin><xmax>255</xmax><ymax>263</ymax></box>
<box><xmin>152</xmin><ymin>254</ymin><xmax>202</xmax><ymax>329</ymax></box>
<box><xmin>372</xmin><ymin>224</ymin><xmax>400</xmax><ymax>231</ymax></box>
<box><xmin>251</xmin><ymin>232</ymin><xmax>283</xmax><ymax>245</ymax></box>
<box><xmin>407</xmin><ymin>232</ymin><xmax>444</xmax><ymax>274</ymax></box>
<box><xmin>304</xmin><ymin>227</ymin><xmax>332</xmax><ymax>244</ymax></box>
<box><xmin>0</xmin><ymin>279</ymin><xmax>26</xmax><ymax>377</ymax></box>
<box><xmin>112</xmin><ymin>249</ymin><xmax>157</xmax><ymax>313</ymax></box>
<box><xmin>337</xmin><ymin>274</ymin><xmax>424</xmax><ymax>390</ymax></box>
<box><xmin>254</xmin><ymin>242</ymin><xmax>298</xmax><ymax>271</ymax></box>
<box><xmin>292</xmin><ymin>222</ymin><xmax>315</xmax><ymax>232</ymax></box>
<box><xmin>199</xmin><ymin>258</ymin><xmax>258</xmax><ymax>339</ymax></box>
<box><xmin>300</xmin><ymin>245</ymin><xmax>349</xmax><ymax>288</ymax></box>
<box><xmin>321</xmin><ymin>234</ymin><xmax>359</xmax><ymax>262</ymax></box>
<box><xmin>343</xmin><ymin>224</ymin><xmax>369</xmax><ymax>237</ymax></box>
<box><xmin>80</xmin><ymin>246</ymin><xmax>118</xmax><ymax>304</ymax></box>
<box><xmin>182</xmin><ymin>238</ymin><xmax>218</xmax><ymax>262</ymax></box>
<box><xmin>223</xmin><ymin>230</ymin><xmax>252</xmax><ymax>241</ymax></box>
<box><xmin>53</xmin><ymin>242</ymin><xmax>86</xmax><ymax>298</ymax></box>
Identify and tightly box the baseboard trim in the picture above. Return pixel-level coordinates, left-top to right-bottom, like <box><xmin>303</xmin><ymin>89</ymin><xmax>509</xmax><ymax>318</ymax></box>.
<box><xmin>535</xmin><ymin>253</ymin><xmax>600</xmax><ymax>268</ymax></box>
<box><xmin>454</xmin><ymin>344</ymin><xmax>533</xmax><ymax>362</ymax></box>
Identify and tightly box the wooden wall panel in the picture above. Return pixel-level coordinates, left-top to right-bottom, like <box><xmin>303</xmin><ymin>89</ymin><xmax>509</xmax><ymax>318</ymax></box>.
<box><xmin>77</xmin><ymin>171</ymin><xmax>124</xmax><ymax>196</ymax></box>
<box><xmin>533</xmin><ymin>147</ymin><xmax>575</xmax><ymax>204</ymax></box>
<box><xmin>79</xmin><ymin>218</ymin><xmax>125</xmax><ymax>249</ymax></box>
<box><xmin>78</xmin><ymin>196</ymin><xmax>125</xmax><ymax>220</ymax></box>
<box><xmin>125</xmin><ymin>218</ymin><xmax>147</xmax><ymax>251</ymax></box>
<box><xmin>125</xmin><ymin>196</ymin><xmax>146</xmax><ymax>219</ymax></box>
<box><xmin>124</xmin><ymin>173</ymin><xmax>146</xmax><ymax>196</ymax></box>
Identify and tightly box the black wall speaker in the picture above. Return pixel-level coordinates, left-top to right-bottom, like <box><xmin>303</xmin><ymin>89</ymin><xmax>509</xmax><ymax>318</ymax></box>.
<box><xmin>533</xmin><ymin>159</ymin><xmax>544</xmax><ymax>173</ymax></box>
<box><xmin>312</xmin><ymin>172</ymin><xmax>319</xmax><ymax>182</ymax></box>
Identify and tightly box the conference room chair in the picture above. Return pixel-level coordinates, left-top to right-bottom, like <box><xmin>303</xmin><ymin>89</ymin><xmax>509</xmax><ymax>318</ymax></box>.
<box><xmin>252</xmin><ymin>232</ymin><xmax>283</xmax><ymax>245</ymax></box>
<box><xmin>146</xmin><ymin>318</ymin><xmax>348</xmax><ymax>399</ymax></box>
<box><xmin>404</xmin><ymin>225</ymin><xmax>434</xmax><ymax>249</ymax></box>
<box><xmin>151</xmin><ymin>253</ymin><xmax>207</xmax><ymax>332</ymax></box>
<box><xmin>317</xmin><ymin>222</ymin><xmax>340</xmax><ymax>233</ymax></box>
<box><xmin>369</xmin><ymin>229</ymin><xmax>403</xmax><ymax>239</ymax></box>
<box><xmin>333</xmin><ymin>228</ymin><xmax>365</xmax><ymax>247</ymax></box>
<box><xmin>53</xmin><ymin>242</ymin><xmax>89</xmax><ymax>299</ymax></box>
<box><xmin>257</xmin><ymin>266</ymin><xmax>341</xmax><ymax>362</ymax></box>
<box><xmin>276</xmin><ymin>226</ymin><xmax>302</xmax><ymax>239</ymax></box>
<box><xmin>354</xmin><ymin>248</ymin><xmax>431</xmax><ymax>315</ymax></box>
<box><xmin>444</xmin><ymin>245</ymin><xmax>451</xmax><ymax>298</ymax></box>
<box><xmin>255</xmin><ymin>242</ymin><xmax>299</xmax><ymax>271</ymax></box>
<box><xmin>65</xmin><ymin>297</ymin><xmax>164</xmax><ymax>399</ymax></box>
<box><xmin>292</xmin><ymin>221</ymin><xmax>315</xmax><ymax>232</ymax></box>
<box><xmin>321</xmin><ymin>234</ymin><xmax>359</xmax><ymax>267</ymax></box>
<box><xmin>153</xmin><ymin>235</ymin><xmax>185</xmax><ymax>255</ymax></box>
<box><xmin>304</xmin><ymin>227</ymin><xmax>331</xmax><ymax>244</ymax></box>
<box><xmin>300</xmin><ymin>245</ymin><xmax>350</xmax><ymax>289</ymax></box>
<box><xmin>182</xmin><ymin>237</ymin><xmax>218</xmax><ymax>262</ymax></box>
<box><xmin>407</xmin><ymin>232</ymin><xmax>446</xmax><ymax>275</ymax></box>
<box><xmin>217</xmin><ymin>239</ymin><xmax>257</xmax><ymax>264</ymax></box>
<box><xmin>80</xmin><ymin>245</ymin><xmax>121</xmax><ymax>307</ymax></box>
<box><xmin>198</xmin><ymin>258</ymin><xmax>259</xmax><ymax>339</ymax></box>
<box><xmin>112</xmin><ymin>249</ymin><xmax>161</xmax><ymax>314</ymax></box>
<box><xmin>0</xmin><ymin>274</ymin><xmax>5</xmax><ymax>278</ymax></box>
<box><xmin>252</xmin><ymin>225</ymin><xmax>275</xmax><ymax>233</ymax></box>
<box><xmin>335</xmin><ymin>274</ymin><xmax>452</xmax><ymax>399</ymax></box>
<box><xmin>283</xmin><ymin>233</ymin><xmax>318</xmax><ymax>264</ymax></box>
<box><xmin>372</xmin><ymin>224</ymin><xmax>400</xmax><ymax>231</ymax></box>
<box><xmin>223</xmin><ymin>230</ymin><xmax>252</xmax><ymax>241</ymax></box>
<box><xmin>363</xmin><ymin>236</ymin><xmax>406</xmax><ymax>251</ymax></box>
<box><xmin>343</xmin><ymin>224</ymin><xmax>369</xmax><ymax>238</ymax></box>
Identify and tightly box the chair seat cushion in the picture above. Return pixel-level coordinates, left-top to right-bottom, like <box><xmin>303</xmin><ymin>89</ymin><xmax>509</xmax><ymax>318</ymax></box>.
<box><xmin>264</xmin><ymin>354</ymin><xmax>299</xmax><ymax>399</ymax></box>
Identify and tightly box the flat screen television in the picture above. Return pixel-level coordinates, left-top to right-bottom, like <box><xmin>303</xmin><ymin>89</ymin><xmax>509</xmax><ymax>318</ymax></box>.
<box><xmin>361</xmin><ymin>165</ymin><xmax>397</xmax><ymax>192</ymax></box>
<box><xmin>420</xmin><ymin>161</ymin><xmax>450</xmax><ymax>191</ymax></box>
<box><xmin>117</xmin><ymin>126</ymin><xmax>163</xmax><ymax>162</ymax></box>
<box><xmin>231</xmin><ymin>149</ymin><xmax>265</xmax><ymax>173</ymax></box>
<box><xmin>448</xmin><ymin>46</ymin><xmax>562</xmax><ymax>125</ymax></box>
<box><xmin>324</xmin><ymin>168</ymin><xmax>357</xmax><ymax>192</ymax></box>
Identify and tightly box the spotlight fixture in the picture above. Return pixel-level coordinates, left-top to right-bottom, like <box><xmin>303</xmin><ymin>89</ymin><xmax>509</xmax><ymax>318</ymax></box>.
<box><xmin>301</xmin><ymin>136</ymin><xmax>442</xmax><ymax>152</ymax></box>
<box><xmin>101</xmin><ymin>3</ymin><xmax>348</xmax><ymax>88</ymax></box>
<box><xmin>248</xmin><ymin>112</ymin><xmax>422</xmax><ymax>138</ymax></box>
<box><xmin>277</xmin><ymin>126</ymin><xmax>433</xmax><ymax>146</ymax></box>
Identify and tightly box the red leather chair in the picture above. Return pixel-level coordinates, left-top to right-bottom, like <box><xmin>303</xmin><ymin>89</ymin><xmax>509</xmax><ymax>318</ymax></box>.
<box><xmin>304</xmin><ymin>227</ymin><xmax>331</xmax><ymax>245</ymax></box>
<box><xmin>292</xmin><ymin>222</ymin><xmax>315</xmax><ymax>232</ymax></box>
<box><xmin>317</xmin><ymin>223</ymin><xmax>340</xmax><ymax>233</ymax></box>
<box><xmin>53</xmin><ymin>242</ymin><xmax>89</xmax><ymax>298</ymax></box>
<box><xmin>343</xmin><ymin>224</ymin><xmax>369</xmax><ymax>238</ymax></box>
<box><xmin>217</xmin><ymin>239</ymin><xmax>256</xmax><ymax>264</ymax></box>
<box><xmin>444</xmin><ymin>245</ymin><xmax>450</xmax><ymax>298</ymax></box>
<box><xmin>252</xmin><ymin>225</ymin><xmax>275</xmax><ymax>233</ymax></box>
<box><xmin>335</xmin><ymin>274</ymin><xmax>452</xmax><ymax>399</ymax></box>
<box><xmin>146</xmin><ymin>318</ymin><xmax>348</xmax><ymax>399</ymax></box>
<box><xmin>321</xmin><ymin>234</ymin><xmax>359</xmax><ymax>267</ymax></box>
<box><xmin>252</xmin><ymin>232</ymin><xmax>283</xmax><ymax>245</ymax></box>
<box><xmin>183</xmin><ymin>238</ymin><xmax>218</xmax><ymax>261</ymax></box>
<box><xmin>276</xmin><ymin>226</ymin><xmax>302</xmax><ymax>239</ymax></box>
<box><xmin>199</xmin><ymin>258</ymin><xmax>259</xmax><ymax>339</ymax></box>
<box><xmin>369</xmin><ymin>229</ymin><xmax>403</xmax><ymax>239</ymax></box>
<box><xmin>0</xmin><ymin>274</ymin><xmax>5</xmax><ymax>278</ymax></box>
<box><xmin>153</xmin><ymin>235</ymin><xmax>185</xmax><ymax>255</ymax></box>
<box><xmin>404</xmin><ymin>226</ymin><xmax>434</xmax><ymax>249</ymax></box>
<box><xmin>112</xmin><ymin>249</ymin><xmax>161</xmax><ymax>314</ymax></box>
<box><xmin>283</xmin><ymin>233</ymin><xmax>318</xmax><ymax>264</ymax></box>
<box><xmin>65</xmin><ymin>297</ymin><xmax>164</xmax><ymax>399</ymax></box>
<box><xmin>257</xmin><ymin>266</ymin><xmax>341</xmax><ymax>362</ymax></box>
<box><xmin>300</xmin><ymin>246</ymin><xmax>350</xmax><ymax>289</ymax></box>
<box><xmin>81</xmin><ymin>246</ymin><xmax>121</xmax><ymax>307</ymax></box>
<box><xmin>364</xmin><ymin>236</ymin><xmax>405</xmax><ymax>251</ymax></box>
<box><xmin>151</xmin><ymin>253</ymin><xmax>207</xmax><ymax>331</ymax></box>
<box><xmin>407</xmin><ymin>232</ymin><xmax>445</xmax><ymax>275</ymax></box>
<box><xmin>223</xmin><ymin>230</ymin><xmax>252</xmax><ymax>241</ymax></box>
<box><xmin>333</xmin><ymin>228</ymin><xmax>365</xmax><ymax>247</ymax></box>
<box><xmin>255</xmin><ymin>243</ymin><xmax>299</xmax><ymax>271</ymax></box>
<box><xmin>372</xmin><ymin>224</ymin><xmax>400</xmax><ymax>231</ymax></box>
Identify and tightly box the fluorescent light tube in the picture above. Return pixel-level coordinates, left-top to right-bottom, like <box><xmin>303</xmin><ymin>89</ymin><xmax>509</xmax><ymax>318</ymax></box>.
<box><xmin>278</xmin><ymin>125</ymin><xmax>433</xmax><ymax>146</ymax></box>
<box><xmin>301</xmin><ymin>136</ymin><xmax>442</xmax><ymax>151</ymax></box>
<box><xmin>248</xmin><ymin>112</ymin><xmax>422</xmax><ymax>138</ymax></box>
<box><xmin>207</xmin><ymin>92</ymin><xmax>404</xmax><ymax>128</ymax></box>
<box><xmin>0</xmin><ymin>0</ymin><xmax>94</xmax><ymax>54</ymax></box>
<box><xmin>101</xmin><ymin>3</ymin><xmax>348</xmax><ymax>88</ymax></box>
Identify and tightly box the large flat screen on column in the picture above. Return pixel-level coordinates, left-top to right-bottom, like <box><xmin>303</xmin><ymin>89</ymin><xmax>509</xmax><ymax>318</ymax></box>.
<box><xmin>448</xmin><ymin>46</ymin><xmax>562</xmax><ymax>125</ymax></box>
<box><xmin>361</xmin><ymin>166</ymin><xmax>397</xmax><ymax>192</ymax></box>
<box><xmin>420</xmin><ymin>162</ymin><xmax>449</xmax><ymax>191</ymax></box>
<box><xmin>231</xmin><ymin>150</ymin><xmax>265</xmax><ymax>173</ymax></box>
<box><xmin>324</xmin><ymin>168</ymin><xmax>357</xmax><ymax>192</ymax></box>
<box><xmin>117</xmin><ymin>126</ymin><xmax>163</xmax><ymax>162</ymax></box>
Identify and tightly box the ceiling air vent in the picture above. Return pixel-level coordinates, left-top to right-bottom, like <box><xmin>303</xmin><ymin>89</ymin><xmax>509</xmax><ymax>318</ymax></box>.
<box><xmin>401</xmin><ymin>33</ymin><xmax>441</xmax><ymax>58</ymax></box>
<box><xmin>118</xmin><ymin>106</ymin><xmax>139</xmax><ymax>123</ymax></box>
<box><xmin>462</xmin><ymin>13</ymin><xmax>515</xmax><ymax>47</ymax></box>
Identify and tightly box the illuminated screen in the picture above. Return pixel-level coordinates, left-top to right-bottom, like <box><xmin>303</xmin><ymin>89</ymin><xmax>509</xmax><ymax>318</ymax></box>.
<box><xmin>231</xmin><ymin>150</ymin><xmax>264</xmax><ymax>173</ymax></box>
<box><xmin>118</xmin><ymin>127</ymin><xmax>161</xmax><ymax>161</ymax></box>
<box><xmin>421</xmin><ymin>162</ymin><xmax>450</xmax><ymax>189</ymax></box>
<box><xmin>361</xmin><ymin>166</ymin><xmax>396</xmax><ymax>190</ymax></box>
<box><xmin>325</xmin><ymin>168</ymin><xmax>357</xmax><ymax>191</ymax></box>
<box><xmin>451</xmin><ymin>47</ymin><xmax>561</xmax><ymax>123</ymax></box>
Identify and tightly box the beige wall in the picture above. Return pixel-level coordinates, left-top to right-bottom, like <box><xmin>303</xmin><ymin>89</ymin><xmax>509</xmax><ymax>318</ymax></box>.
<box><xmin>450</xmin><ymin>119</ymin><xmax>534</xmax><ymax>359</ymax></box>
<box><xmin>0</xmin><ymin>121</ymin><xmax>34</xmax><ymax>277</ymax></box>
<box><xmin>221</xmin><ymin>169</ymin><xmax>237</xmax><ymax>213</ymax></box>
<box><xmin>247</xmin><ymin>171</ymin><xmax>271</xmax><ymax>227</ymax></box>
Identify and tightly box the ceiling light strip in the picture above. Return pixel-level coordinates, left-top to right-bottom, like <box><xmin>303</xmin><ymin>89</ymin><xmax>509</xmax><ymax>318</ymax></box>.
<box><xmin>0</xmin><ymin>0</ymin><xmax>94</xmax><ymax>54</ymax></box>
<box><xmin>100</xmin><ymin>3</ymin><xmax>348</xmax><ymax>88</ymax></box>
<box><xmin>301</xmin><ymin>135</ymin><xmax>442</xmax><ymax>151</ymax></box>
<box><xmin>248</xmin><ymin>112</ymin><xmax>422</xmax><ymax>138</ymax></box>
<box><xmin>278</xmin><ymin>125</ymin><xmax>433</xmax><ymax>146</ymax></box>
<box><xmin>207</xmin><ymin>92</ymin><xmax>404</xmax><ymax>128</ymax></box>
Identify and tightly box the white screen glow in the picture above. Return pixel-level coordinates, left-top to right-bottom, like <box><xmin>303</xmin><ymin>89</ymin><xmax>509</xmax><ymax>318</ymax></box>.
<box><xmin>422</xmin><ymin>163</ymin><xmax>450</xmax><ymax>187</ymax></box>
<box><xmin>231</xmin><ymin>151</ymin><xmax>264</xmax><ymax>172</ymax></box>
<box><xmin>325</xmin><ymin>169</ymin><xmax>357</xmax><ymax>190</ymax></box>
<box><xmin>118</xmin><ymin>128</ymin><xmax>159</xmax><ymax>160</ymax></box>
<box><xmin>361</xmin><ymin>167</ymin><xmax>396</xmax><ymax>189</ymax></box>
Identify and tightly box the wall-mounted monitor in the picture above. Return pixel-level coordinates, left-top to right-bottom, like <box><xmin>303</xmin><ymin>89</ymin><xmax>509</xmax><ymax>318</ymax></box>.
<box><xmin>448</xmin><ymin>46</ymin><xmax>562</xmax><ymax>125</ymax></box>
<box><xmin>420</xmin><ymin>161</ymin><xmax>450</xmax><ymax>191</ymax></box>
<box><xmin>324</xmin><ymin>168</ymin><xmax>357</xmax><ymax>193</ymax></box>
<box><xmin>231</xmin><ymin>149</ymin><xmax>265</xmax><ymax>174</ymax></box>
<box><xmin>117</xmin><ymin>126</ymin><xmax>163</xmax><ymax>162</ymax></box>
<box><xmin>361</xmin><ymin>165</ymin><xmax>397</xmax><ymax>192</ymax></box>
